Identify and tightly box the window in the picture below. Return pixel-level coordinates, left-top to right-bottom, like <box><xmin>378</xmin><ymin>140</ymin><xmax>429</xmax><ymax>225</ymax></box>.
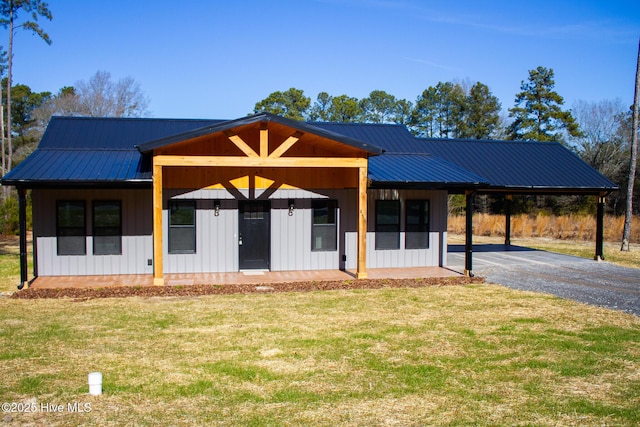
<box><xmin>93</xmin><ymin>201</ymin><xmax>122</xmax><ymax>255</ymax></box>
<box><xmin>57</xmin><ymin>201</ymin><xmax>86</xmax><ymax>255</ymax></box>
<box><xmin>312</xmin><ymin>200</ymin><xmax>337</xmax><ymax>251</ymax></box>
<box><xmin>405</xmin><ymin>200</ymin><xmax>430</xmax><ymax>249</ymax></box>
<box><xmin>375</xmin><ymin>200</ymin><xmax>400</xmax><ymax>250</ymax></box>
<box><xmin>169</xmin><ymin>201</ymin><xmax>196</xmax><ymax>253</ymax></box>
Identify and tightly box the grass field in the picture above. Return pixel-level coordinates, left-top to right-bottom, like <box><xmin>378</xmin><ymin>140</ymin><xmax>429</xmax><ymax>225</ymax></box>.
<box><xmin>1</xmin><ymin>285</ymin><xmax>639</xmax><ymax>426</ymax></box>
<box><xmin>1</xmin><ymin>232</ymin><xmax>639</xmax><ymax>425</ymax></box>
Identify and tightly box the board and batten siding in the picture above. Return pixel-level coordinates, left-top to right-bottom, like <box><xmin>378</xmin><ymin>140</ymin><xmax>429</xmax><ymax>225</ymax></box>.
<box><xmin>32</xmin><ymin>189</ymin><xmax>153</xmax><ymax>276</ymax></box>
<box><xmin>32</xmin><ymin>187</ymin><xmax>449</xmax><ymax>276</ymax></box>
<box><xmin>355</xmin><ymin>189</ymin><xmax>448</xmax><ymax>270</ymax></box>
<box><xmin>165</xmin><ymin>188</ymin><xmax>346</xmax><ymax>273</ymax></box>
<box><xmin>166</xmin><ymin>187</ymin><xmax>449</xmax><ymax>272</ymax></box>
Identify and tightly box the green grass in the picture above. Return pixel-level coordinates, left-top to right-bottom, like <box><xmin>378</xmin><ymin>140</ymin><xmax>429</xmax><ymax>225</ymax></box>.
<box><xmin>1</xmin><ymin>285</ymin><xmax>639</xmax><ymax>426</ymax></box>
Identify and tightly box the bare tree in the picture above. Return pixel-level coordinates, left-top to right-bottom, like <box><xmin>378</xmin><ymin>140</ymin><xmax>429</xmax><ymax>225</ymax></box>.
<box><xmin>74</xmin><ymin>71</ymin><xmax>149</xmax><ymax>118</ymax></box>
<box><xmin>621</xmin><ymin>38</ymin><xmax>640</xmax><ymax>251</ymax></box>
<box><xmin>572</xmin><ymin>99</ymin><xmax>627</xmax><ymax>179</ymax></box>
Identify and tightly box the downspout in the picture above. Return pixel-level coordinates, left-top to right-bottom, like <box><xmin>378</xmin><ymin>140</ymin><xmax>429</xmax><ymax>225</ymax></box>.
<box><xmin>17</xmin><ymin>187</ymin><xmax>28</xmax><ymax>289</ymax></box>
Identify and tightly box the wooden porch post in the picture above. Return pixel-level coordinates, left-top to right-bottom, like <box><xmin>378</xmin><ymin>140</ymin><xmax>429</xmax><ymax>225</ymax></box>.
<box><xmin>356</xmin><ymin>165</ymin><xmax>368</xmax><ymax>279</ymax></box>
<box><xmin>17</xmin><ymin>187</ymin><xmax>28</xmax><ymax>289</ymax></box>
<box><xmin>153</xmin><ymin>160</ymin><xmax>164</xmax><ymax>285</ymax></box>
<box><xmin>505</xmin><ymin>195</ymin><xmax>512</xmax><ymax>247</ymax></box>
<box><xmin>595</xmin><ymin>194</ymin><xmax>606</xmax><ymax>261</ymax></box>
<box><xmin>465</xmin><ymin>190</ymin><xmax>474</xmax><ymax>277</ymax></box>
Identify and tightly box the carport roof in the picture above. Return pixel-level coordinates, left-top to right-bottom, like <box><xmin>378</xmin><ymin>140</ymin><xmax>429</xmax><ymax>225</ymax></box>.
<box><xmin>419</xmin><ymin>138</ymin><xmax>619</xmax><ymax>194</ymax></box>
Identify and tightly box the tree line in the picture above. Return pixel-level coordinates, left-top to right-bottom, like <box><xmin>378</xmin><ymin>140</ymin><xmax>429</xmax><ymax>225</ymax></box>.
<box><xmin>0</xmin><ymin>1</ymin><xmax>637</xmax><ymax>240</ymax></box>
<box><xmin>253</xmin><ymin>67</ymin><xmax>637</xmax><ymax>218</ymax></box>
<box><xmin>253</xmin><ymin>67</ymin><xmax>582</xmax><ymax>144</ymax></box>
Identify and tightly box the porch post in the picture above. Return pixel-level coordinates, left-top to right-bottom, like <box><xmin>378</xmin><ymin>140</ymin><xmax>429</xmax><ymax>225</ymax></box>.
<box><xmin>17</xmin><ymin>187</ymin><xmax>28</xmax><ymax>289</ymax></box>
<box><xmin>504</xmin><ymin>195</ymin><xmax>512</xmax><ymax>247</ymax></box>
<box><xmin>356</xmin><ymin>165</ymin><xmax>368</xmax><ymax>279</ymax></box>
<box><xmin>595</xmin><ymin>194</ymin><xmax>605</xmax><ymax>261</ymax></box>
<box><xmin>153</xmin><ymin>160</ymin><xmax>164</xmax><ymax>285</ymax></box>
<box><xmin>465</xmin><ymin>190</ymin><xmax>474</xmax><ymax>277</ymax></box>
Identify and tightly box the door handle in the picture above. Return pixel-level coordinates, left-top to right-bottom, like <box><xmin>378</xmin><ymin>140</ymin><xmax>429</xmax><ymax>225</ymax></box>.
<box><xmin>239</xmin><ymin>233</ymin><xmax>243</xmax><ymax>246</ymax></box>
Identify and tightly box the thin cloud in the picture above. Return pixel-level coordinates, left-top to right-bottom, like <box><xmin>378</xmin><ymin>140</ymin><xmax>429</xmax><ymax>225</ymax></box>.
<box><xmin>401</xmin><ymin>56</ymin><xmax>460</xmax><ymax>72</ymax></box>
<box><xmin>418</xmin><ymin>14</ymin><xmax>636</xmax><ymax>44</ymax></box>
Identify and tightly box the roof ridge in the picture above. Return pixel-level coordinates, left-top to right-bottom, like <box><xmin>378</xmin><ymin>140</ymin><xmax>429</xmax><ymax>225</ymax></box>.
<box><xmin>50</xmin><ymin>116</ymin><xmax>227</xmax><ymax>123</ymax></box>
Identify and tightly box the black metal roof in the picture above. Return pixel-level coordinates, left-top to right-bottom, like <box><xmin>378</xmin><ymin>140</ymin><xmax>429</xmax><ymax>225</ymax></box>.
<box><xmin>2</xmin><ymin>116</ymin><xmax>222</xmax><ymax>187</ymax></box>
<box><xmin>419</xmin><ymin>138</ymin><xmax>618</xmax><ymax>194</ymax></box>
<box><xmin>0</xmin><ymin>115</ymin><xmax>618</xmax><ymax>194</ymax></box>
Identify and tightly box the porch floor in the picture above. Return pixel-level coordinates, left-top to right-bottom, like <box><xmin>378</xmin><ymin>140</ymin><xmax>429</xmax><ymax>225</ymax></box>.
<box><xmin>29</xmin><ymin>267</ymin><xmax>460</xmax><ymax>289</ymax></box>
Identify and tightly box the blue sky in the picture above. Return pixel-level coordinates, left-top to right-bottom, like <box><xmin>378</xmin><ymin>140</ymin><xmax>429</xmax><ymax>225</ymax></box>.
<box><xmin>5</xmin><ymin>0</ymin><xmax>640</xmax><ymax>119</ymax></box>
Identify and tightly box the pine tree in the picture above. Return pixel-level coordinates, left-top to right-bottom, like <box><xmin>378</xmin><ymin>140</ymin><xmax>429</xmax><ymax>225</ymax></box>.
<box><xmin>507</xmin><ymin>66</ymin><xmax>581</xmax><ymax>143</ymax></box>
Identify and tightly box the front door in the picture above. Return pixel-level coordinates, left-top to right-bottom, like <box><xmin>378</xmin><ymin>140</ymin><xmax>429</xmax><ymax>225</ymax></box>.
<box><xmin>239</xmin><ymin>201</ymin><xmax>270</xmax><ymax>270</ymax></box>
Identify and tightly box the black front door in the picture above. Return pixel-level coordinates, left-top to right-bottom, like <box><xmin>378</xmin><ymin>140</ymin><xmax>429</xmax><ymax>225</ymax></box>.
<box><xmin>239</xmin><ymin>201</ymin><xmax>270</xmax><ymax>270</ymax></box>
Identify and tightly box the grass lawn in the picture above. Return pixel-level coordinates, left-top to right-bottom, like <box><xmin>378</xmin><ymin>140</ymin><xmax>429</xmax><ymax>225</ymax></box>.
<box><xmin>1</xmin><ymin>235</ymin><xmax>639</xmax><ymax>425</ymax></box>
<box><xmin>1</xmin><ymin>287</ymin><xmax>639</xmax><ymax>425</ymax></box>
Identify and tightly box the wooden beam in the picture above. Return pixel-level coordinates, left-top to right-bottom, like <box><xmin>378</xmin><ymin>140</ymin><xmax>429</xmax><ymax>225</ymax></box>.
<box><xmin>268</xmin><ymin>131</ymin><xmax>303</xmax><ymax>159</ymax></box>
<box><xmin>153</xmin><ymin>160</ymin><xmax>164</xmax><ymax>286</ymax></box>
<box><xmin>154</xmin><ymin>155</ymin><xmax>367</xmax><ymax>168</ymax></box>
<box><xmin>260</xmin><ymin>124</ymin><xmax>268</xmax><ymax>158</ymax></box>
<box><xmin>224</xmin><ymin>131</ymin><xmax>259</xmax><ymax>158</ymax></box>
<box><xmin>356</xmin><ymin>165</ymin><xmax>368</xmax><ymax>279</ymax></box>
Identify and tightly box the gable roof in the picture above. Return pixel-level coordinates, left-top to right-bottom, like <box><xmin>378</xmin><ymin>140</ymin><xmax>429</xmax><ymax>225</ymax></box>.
<box><xmin>137</xmin><ymin>112</ymin><xmax>385</xmax><ymax>155</ymax></box>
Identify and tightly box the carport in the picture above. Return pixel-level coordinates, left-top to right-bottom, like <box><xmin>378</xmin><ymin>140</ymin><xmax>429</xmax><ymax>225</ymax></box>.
<box><xmin>420</xmin><ymin>138</ymin><xmax>619</xmax><ymax>276</ymax></box>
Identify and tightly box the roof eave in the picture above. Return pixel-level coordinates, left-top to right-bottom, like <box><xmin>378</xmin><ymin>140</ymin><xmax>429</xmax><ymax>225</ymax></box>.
<box><xmin>1</xmin><ymin>179</ymin><xmax>153</xmax><ymax>189</ymax></box>
<box><xmin>477</xmin><ymin>185</ymin><xmax>619</xmax><ymax>195</ymax></box>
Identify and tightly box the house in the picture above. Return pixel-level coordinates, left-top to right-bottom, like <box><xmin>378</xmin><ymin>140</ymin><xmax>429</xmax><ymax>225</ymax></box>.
<box><xmin>1</xmin><ymin>113</ymin><xmax>617</xmax><ymax>288</ymax></box>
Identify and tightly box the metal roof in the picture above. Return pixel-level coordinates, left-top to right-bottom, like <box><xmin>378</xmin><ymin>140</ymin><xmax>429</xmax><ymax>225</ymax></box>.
<box><xmin>0</xmin><ymin>115</ymin><xmax>619</xmax><ymax>194</ymax></box>
<box><xmin>368</xmin><ymin>154</ymin><xmax>488</xmax><ymax>189</ymax></box>
<box><xmin>2</xmin><ymin>116</ymin><xmax>222</xmax><ymax>187</ymax></box>
<box><xmin>419</xmin><ymin>138</ymin><xmax>618</xmax><ymax>194</ymax></box>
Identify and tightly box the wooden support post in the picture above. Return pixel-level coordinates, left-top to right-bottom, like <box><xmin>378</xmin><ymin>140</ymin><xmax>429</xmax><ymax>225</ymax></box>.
<box><xmin>153</xmin><ymin>161</ymin><xmax>164</xmax><ymax>286</ymax></box>
<box><xmin>465</xmin><ymin>190</ymin><xmax>474</xmax><ymax>277</ymax></box>
<box><xmin>595</xmin><ymin>195</ymin><xmax>606</xmax><ymax>261</ymax></box>
<box><xmin>356</xmin><ymin>165</ymin><xmax>368</xmax><ymax>279</ymax></box>
<box><xmin>260</xmin><ymin>123</ymin><xmax>268</xmax><ymax>158</ymax></box>
<box><xmin>18</xmin><ymin>187</ymin><xmax>28</xmax><ymax>289</ymax></box>
<box><xmin>505</xmin><ymin>195</ymin><xmax>512</xmax><ymax>247</ymax></box>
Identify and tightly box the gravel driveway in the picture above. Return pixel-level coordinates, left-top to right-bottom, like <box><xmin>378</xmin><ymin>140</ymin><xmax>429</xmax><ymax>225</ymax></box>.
<box><xmin>448</xmin><ymin>244</ymin><xmax>640</xmax><ymax>316</ymax></box>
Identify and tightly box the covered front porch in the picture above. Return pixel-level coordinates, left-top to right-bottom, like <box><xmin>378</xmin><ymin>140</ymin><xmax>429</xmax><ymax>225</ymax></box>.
<box><xmin>28</xmin><ymin>266</ymin><xmax>460</xmax><ymax>289</ymax></box>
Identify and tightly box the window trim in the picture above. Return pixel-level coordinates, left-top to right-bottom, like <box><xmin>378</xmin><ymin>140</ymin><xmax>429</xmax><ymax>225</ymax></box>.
<box><xmin>168</xmin><ymin>200</ymin><xmax>196</xmax><ymax>254</ymax></box>
<box><xmin>56</xmin><ymin>200</ymin><xmax>86</xmax><ymax>256</ymax></box>
<box><xmin>92</xmin><ymin>200</ymin><xmax>122</xmax><ymax>255</ymax></box>
<box><xmin>405</xmin><ymin>199</ymin><xmax>430</xmax><ymax>249</ymax></box>
<box><xmin>375</xmin><ymin>200</ymin><xmax>400</xmax><ymax>250</ymax></box>
<box><xmin>311</xmin><ymin>199</ymin><xmax>338</xmax><ymax>252</ymax></box>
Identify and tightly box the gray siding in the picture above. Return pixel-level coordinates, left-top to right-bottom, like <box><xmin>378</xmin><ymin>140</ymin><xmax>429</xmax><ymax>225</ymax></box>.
<box><xmin>32</xmin><ymin>187</ymin><xmax>449</xmax><ymax>276</ymax></box>
<box><xmin>349</xmin><ymin>189</ymin><xmax>448</xmax><ymax>270</ymax></box>
<box><xmin>32</xmin><ymin>189</ymin><xmax>153</xmax><ymax>276</ymax></box>
<box><xmin>163</xmin><ymin>197</ymin><xmax>238</xmax><ymax>273</ymax></box>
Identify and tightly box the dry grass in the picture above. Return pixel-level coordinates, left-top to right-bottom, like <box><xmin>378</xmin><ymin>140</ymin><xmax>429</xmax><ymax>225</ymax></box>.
<box><xmin>1</xmin><ymin>286</ymin><xmax>639</xmax><ymax>426</ymax></box>
<box><xmin>449</xmin><ymin>213</ymin><xmax>640</xmax><ymax>243</ymax></box>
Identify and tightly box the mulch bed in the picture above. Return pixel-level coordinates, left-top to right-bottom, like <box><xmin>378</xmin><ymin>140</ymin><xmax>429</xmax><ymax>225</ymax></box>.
<box><xmin>11</xmin><ymin>276</ymin><xmax>484</xmax><ymax>300</ymax></box>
